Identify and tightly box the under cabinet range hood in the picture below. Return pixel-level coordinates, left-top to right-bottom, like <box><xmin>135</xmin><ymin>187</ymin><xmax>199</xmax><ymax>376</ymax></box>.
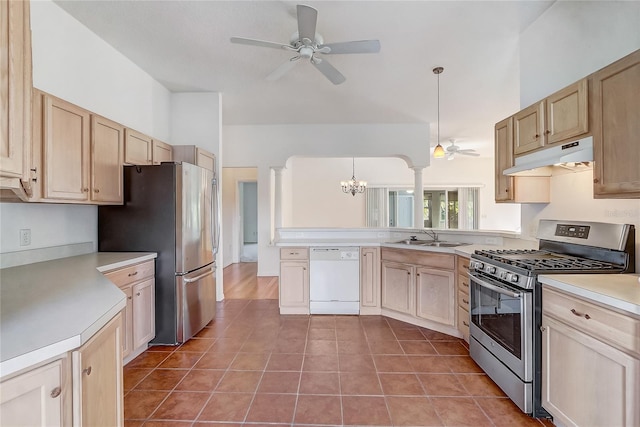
<box><xmin>503</xmin><ymin>136</ymin><xmax>593</xmax><ymax>176</ymax></box>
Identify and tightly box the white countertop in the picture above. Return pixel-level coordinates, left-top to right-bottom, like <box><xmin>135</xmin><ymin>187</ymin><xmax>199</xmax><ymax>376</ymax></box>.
<box><xmin>539</xmin><ymin>273</ymin><xmax>640</xmax><ymax>316</ymax></box>
<box><xmin>0</xmin><ymin>252</ymin><xmax>156</xmax><ymax>377</ymax></box>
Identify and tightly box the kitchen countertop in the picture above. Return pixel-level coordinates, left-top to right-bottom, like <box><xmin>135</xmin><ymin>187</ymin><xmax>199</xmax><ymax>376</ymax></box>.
<box><xmin>539</xmin><ymin>273</ymin><xmax>640</xmax><ymax>316</ymax></box>
<box><xmin>0</xmin><ymin>252</ymin><xmax>156</xmax><ymax>378</ymax></box>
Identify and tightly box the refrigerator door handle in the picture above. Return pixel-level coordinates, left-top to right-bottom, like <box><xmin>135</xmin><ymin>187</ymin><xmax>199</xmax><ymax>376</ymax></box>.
<box><xmin>211</xmin><ymin>177</ymin><xmax>220</xmax><ymax>255</ymax></box>
<box><xmin>183</xmin><ymin>267</ymin><xmax>214</xmax><ymax>283</ymax></box>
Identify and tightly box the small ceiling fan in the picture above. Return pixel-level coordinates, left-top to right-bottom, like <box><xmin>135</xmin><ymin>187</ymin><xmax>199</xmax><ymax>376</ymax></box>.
<box><xmin>230</xmin><ymin>4</ymin><xmax>380</xmax><ymax>85</ymax></box>
<box><xmin>445</xmin><ymin>139</ymin><xmax>479</xmax><ymax>160</ymax></box>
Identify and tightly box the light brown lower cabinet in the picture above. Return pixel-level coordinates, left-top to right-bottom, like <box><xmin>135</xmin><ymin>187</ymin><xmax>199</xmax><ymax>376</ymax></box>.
<box><xmin>456</xmin><ymin>255</ymin><xmax>470</xmax><ymax>342</ymax></box>
<box><xmin>360</xmin><ymin>246</ymin><xmax>381</xmax><ymax>315</ymax></box>
<box><xmin>380</xmin><ymin>248</ymin><xmax>457</xmax><ymax>334</ymax></box>
<box><xmin>0</xmin><ymin>359</ymin><xmax>65</xmax><ymax>426</ymax></box>
<box><xmin>279</xmin><ymin>247</ymin><xmax>310</xmax><ymax>314</ymax></box>
<box><xmin>541</xmin><ymin>286</ymin><xmax>640</xmax><ymax>427</ymax></box>
<box><xmin>104</xmin><ymin>260</ymin><xmax>156</xmax><ymax>363</ymax></box>
<box><xmin>72</xmin><ymin>313</ymin><xmax>123</xmax><ymax>427</ymax></box>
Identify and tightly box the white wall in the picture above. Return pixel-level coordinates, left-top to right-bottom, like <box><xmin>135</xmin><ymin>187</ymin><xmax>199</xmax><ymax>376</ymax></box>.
<box><xmin>518</xmin><ymin>1</ymin><xmax>640</xmax><ymax>267</ymax></box>
<box><xmin>222</xmin><ymin>123</ymin><xmax>431</xmax><ymax>275</ymax></box>
<box><xmin>221</xmin><ymin>168</ymin><xmax>258</xmax><ymax>268</ymax></box>
<box><xmin>0</xmin><ymin>0</ymin><xmax>173</xmax><ymax>255</ymax></box>
<box><xmin>287</xmin><ymin>156</ymin><xmax>521</xmax><ymax>231</ymax></box>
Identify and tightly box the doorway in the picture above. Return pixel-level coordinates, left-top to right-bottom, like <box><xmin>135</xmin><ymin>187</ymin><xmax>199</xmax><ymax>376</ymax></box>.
<box><xmin>239</xmin><ymin>181</ymin><xmax>258</xmax><ymax>262</ymax></box>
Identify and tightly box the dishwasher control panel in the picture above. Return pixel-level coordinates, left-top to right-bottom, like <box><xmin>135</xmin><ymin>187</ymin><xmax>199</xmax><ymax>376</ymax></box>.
<box><xmin>341</xmin><ymin>250</ymin><xmax>358</xmax><ymax>260</ymax></box>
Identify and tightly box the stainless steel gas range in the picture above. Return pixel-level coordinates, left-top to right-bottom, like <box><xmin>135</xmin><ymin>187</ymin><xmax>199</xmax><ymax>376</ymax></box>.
<box><xmin>468</xmin><ymin>220</ymin><xmax>635</xmax><ymax>418</ymax></box>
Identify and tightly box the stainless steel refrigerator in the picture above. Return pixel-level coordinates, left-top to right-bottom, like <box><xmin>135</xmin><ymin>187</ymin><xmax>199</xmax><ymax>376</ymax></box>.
<box><xmin>98</xmin><ymin>162</ymin><xmax>219</xmax><ymax>344</ymax></box>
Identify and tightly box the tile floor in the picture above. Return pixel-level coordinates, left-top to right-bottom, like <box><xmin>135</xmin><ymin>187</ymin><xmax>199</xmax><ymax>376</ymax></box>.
<box><xmin>124</xmin><ymin>299</ymin><xmax>553</xmax><ymax>426</ymax></box>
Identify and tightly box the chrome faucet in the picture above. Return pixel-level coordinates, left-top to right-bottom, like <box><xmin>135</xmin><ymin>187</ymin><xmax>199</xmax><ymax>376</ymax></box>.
<box><xmin>420</xmin><ymin>229</ymin><xmax>438</xmax><ymax>241</ymax></box>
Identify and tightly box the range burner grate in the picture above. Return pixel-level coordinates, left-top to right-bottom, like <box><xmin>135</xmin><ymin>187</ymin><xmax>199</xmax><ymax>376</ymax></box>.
<box><xmin>473</xmin><ymin>249</ymin><xmax>623</xmax><ymax>272</ymax></box>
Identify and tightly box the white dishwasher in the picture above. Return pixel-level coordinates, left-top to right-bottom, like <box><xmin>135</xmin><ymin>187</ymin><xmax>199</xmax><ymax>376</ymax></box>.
<box><xmin>309</xmin><ymin>247</ymin><xmax>360</xmax><ymax>314</ymax></box>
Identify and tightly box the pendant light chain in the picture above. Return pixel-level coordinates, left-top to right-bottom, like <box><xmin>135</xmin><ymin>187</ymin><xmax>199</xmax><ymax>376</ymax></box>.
<box><xmin>432</xmin><ymin>67</ymin><xmax>446</xmax><ymax>159</ymax></box>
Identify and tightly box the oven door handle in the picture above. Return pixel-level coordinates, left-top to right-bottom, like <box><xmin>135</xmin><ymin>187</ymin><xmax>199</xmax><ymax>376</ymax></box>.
<box><xmin>469</xmin><ymin>273</ymin><xmax>523</xmax><ymax>298</ymax></box>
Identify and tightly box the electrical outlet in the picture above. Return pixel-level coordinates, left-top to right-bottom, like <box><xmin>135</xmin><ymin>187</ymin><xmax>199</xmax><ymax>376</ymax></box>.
<box><xmin>485</xmin><ymin>237</ymin><xmax>498</xmax><ymax>245</ymax></box>
<box><xmin>19</xmin><ymin>229</ymin><xmax>31</xmax><ymax>246</ymax></box>
<box><xmin>377</xmin><ymin>232</ymin><xmax>385</xmax><ymax>238</ymax></box>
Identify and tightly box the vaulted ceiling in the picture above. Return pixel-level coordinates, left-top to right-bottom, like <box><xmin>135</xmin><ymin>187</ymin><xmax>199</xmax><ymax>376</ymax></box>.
<box><xmin>54</xmin><ymin>1</ymin><xmax>554</xmax><ymax>156</ymax></box>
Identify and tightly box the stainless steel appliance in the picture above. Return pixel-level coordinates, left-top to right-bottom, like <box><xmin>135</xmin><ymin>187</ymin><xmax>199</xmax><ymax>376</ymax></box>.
<box><xmin>309</xmin><ymin>247</ymin><xmax>360</xmax><ymax>314</ymax></box>
<box><xmin>469</xmin><ymin>220</ymin><xmax>635</xmax><ymax>417</ymax></box>
<box><xmin>98</xmin><ymin>162</ymin><xmax>220</xmax><ymax>344</ymax></box>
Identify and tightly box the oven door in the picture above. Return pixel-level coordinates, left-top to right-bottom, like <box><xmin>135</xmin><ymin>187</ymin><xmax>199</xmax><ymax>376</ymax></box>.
<box><xmin>469</xmin><ymin>271</ymin><xmax>533</xmax><ymax>381</ymax></box>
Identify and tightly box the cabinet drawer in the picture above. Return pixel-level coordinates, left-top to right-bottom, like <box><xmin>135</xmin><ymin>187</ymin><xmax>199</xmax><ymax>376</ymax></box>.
<box><xmin>104</xmin><ymin>260</ymin><xmax>155</xmax><ymax>287</ymax></box>
<box><xmin>280</xmin><ymin>248</ymin><xmax>309</xmax><ymax>260</ymax></box>
<box><xmin>542</xmin><ymin>287</ymin><xmax>640</xmax><ymax>357</ymax></box>
<box><xmin>458</xmin><ymin>274</ymin><xmax>470</xmax><ymax>295</ymax></box>
<box><xmin>458</xmin><ymin>290</ymin><xmax>470</xmax><ymax>311</ymax></box>
<box><xmin>381</xmin><ymin>248</ymin><xmax>454</xmax><ymax>269</ymax></box>
<box><xmin>457</xmin><ymin>256</ymin><xmax>470</xmax><ymax>275</ymax></box>
<box><xmin>458</xmin><ymin>307</ymin><xmax>470</xmax><ymax>341</ymax></box>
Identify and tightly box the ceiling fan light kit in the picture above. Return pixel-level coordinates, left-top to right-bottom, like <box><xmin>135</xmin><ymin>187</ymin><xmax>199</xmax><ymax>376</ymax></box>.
<box><xmin>230</xmin><ymin>4</ymin><xmax>381</xmax><ymax>85</ymax></box>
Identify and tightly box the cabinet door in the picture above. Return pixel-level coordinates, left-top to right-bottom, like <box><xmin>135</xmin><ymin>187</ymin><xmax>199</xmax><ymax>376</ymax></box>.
<box><xmin>72</xmin><ymin>314</ymin><xmax>123</xmax><ymax>427</ymax></box>
<box><xmin>124</xmin><ymin>129</ymin><xmax>152</xmax><ymax>165</ymax></box>
<box><xmin>545</xmin><ymin>79</ymin><xmax>588</xmax><ymax>145</ymax></box>
<box><xmin>280</xmin><ymin>261</ymin><xmax>309</xmax><ymax>307</ymax></box>
<box><xmin>542</xmin><ymin>315</ymin><xmax>640</xmax><ymax>427</ymax></box>
<box><xmin>592</xmin><ymin>49</ymin><xmax>640</xmax><ymax>198</ymax></box>
<box><xmin>415</xmin><ymin>267</ymin><xmax>455</xmax><ymax>326</ymax></box>
<box><xmin>514</xmin><ymin>101</ymin><xmax>545</xmax><ymax>155</ymax></box>
<box><xmin>152</xmin><ymin>139</ymin><xmax>172</xmax><ymax>165</ymax></box>
<box><xmin>43</xmin><ymin>95</ymin><xmax>90</xmax><ymax>201</ymax></box>
<box><xmin>0</xmin><ymin>0</ymin><xmax>31</xmax><ymax>184</ymax></box>
<box><xmin>360</xmin><ymin>247</ymin><xmax>380</xmax><ymax>309</ymax></box>
<box><xmin>494</xmin><ymin>116</ymin><xmax>514</xmax><ymax>202</ymax></box>
<box><xmin>381</xmin><ymin>262</ymin><xmax>414</xmax><ymax>315</ymax></box>
<box><xmin>132</xmin><ymin>278</ymin><xmax>155</xmax><ymax>349</ymax></box>
<box><xmin>91</xmin><ymin>115</ymin><xmax>123</xmax><ymax>203</ymax></box>
<box><xmin>121</xmin><ymin>286</ymin><xmax>133</xmax><ymax>359</ymax></box>
<box><xmin>0</xmin><ymin>360</ymin><xmax>63</xmax><ymax>427</ymax></box>
<box><xmin>196</xmin><ymin>147</ymin><xmax>215</xmax><ymax>172</ymax></box>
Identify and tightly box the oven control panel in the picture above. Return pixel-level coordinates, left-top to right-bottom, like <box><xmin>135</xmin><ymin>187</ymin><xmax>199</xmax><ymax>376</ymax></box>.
<box><xmin>470</xmin><ymin>260</ymin><xmax>533</xmax><ymax>290</ymax></box>
<box><xmin>555</xmin><ymin>224</ymin><xmax>590</xmax><ymax>239</ymax></box>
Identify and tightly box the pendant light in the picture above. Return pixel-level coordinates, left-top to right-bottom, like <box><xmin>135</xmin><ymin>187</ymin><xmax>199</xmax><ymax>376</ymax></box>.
<box><xmin>432</xmin><ymin>66</ymin><xmax>446</xmax><ymax>159</ymax></box>
<box><xmin>341</xmin><ymin>157</ymin><xmax>367</xmax><ymax>196</ymax></box>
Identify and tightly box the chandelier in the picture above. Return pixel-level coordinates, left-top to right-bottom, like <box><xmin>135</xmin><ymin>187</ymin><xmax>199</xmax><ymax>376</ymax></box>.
<box><xmin>341</xmin><ymin>157</ymin><xmax>367</xmax><ymax>196</ymax></box>
<box><xmin>432</xmin><ymin>66</ymin><xmax>446</xmax><ymax>159</ymax></box>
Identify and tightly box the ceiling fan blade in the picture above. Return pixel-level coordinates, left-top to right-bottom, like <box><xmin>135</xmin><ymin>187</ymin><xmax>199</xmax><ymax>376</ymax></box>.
<box><xmin>230</xmin><ymin>37</ymin><xmax>293</xmax><ymax>51</ymax></box>
<box><xmin>319</xmin><ymin>40</ymin><xmax>381</xmax><ymax>54</ymax></box>
<box><xmin>266</xmin><ymin>57</ymin><xmax>301</xmax><ymax>81</ymax></box>
<box><xmin>311</xmin><ymin>57</ymin><xmax>346</xmax><ymax>85</ymax></box>
<box><xmin>297</xmin><ymin>5</ymin><xmax>318</xmax><ymax>44</ymax></box>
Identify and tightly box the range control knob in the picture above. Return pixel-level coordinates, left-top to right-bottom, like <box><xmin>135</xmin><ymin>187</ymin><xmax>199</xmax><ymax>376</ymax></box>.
<box><xmin>487</xmin><ymin>266</ymin><xmax>497</xmax><ymax>274</ymax></box>
<box><xmin>472</xmin><ymin>261</ymin><xmax>485</xmax><ymax>271</ymax></box>
<box><xmin>511</xmin><ymin>274</ymin><xmax>519</xmax><ymax>283</ymax></box>
<box><xmin>505</xmin><ymin>272</ymin><xmax>512</xmax><ymax>281</ymax></box>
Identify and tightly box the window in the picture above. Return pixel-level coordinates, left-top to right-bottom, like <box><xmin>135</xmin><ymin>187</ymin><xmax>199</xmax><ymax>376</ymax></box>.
<box><xmin>366</xmin><ymin>187</ymin><xmax>479</xmax><ymax>229</ymax></box>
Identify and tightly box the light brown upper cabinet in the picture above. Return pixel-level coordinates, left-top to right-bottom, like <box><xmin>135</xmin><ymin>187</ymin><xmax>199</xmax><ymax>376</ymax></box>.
<box><xmin>494</xmin><ymin>116</ymin><xmax>550</xmax><ymax>203</ymax></box>
<box><xmin>42</xmin><ymin>94</ymin><xmax>91</xmax><ymax>201</ymax></box>
<box><xmin>172</xmin><ymin>145</ymin><xmax>216</xmax><ymax>172</ymax></box>
<box><xmin>124</xmin><ymin>129</ymin><xmax>152</xmax><ymax>165</ymax></box>
<box><xmin>514</xmin><ymin>79</ymin><xmax>589</xmax><ymax>156</ymax></box>
<box><xmin>91</xmin><ymin>116</ymin><xmax>124</xmax><ymax>203</ymax></box>
<box><xmin>0</xmin><ymin>0</ymin><xmax>32</xmax><ymax>199</ymax></box>
<box><xmin>494</xmin><ymin>117</ymin><xmax>514</xmax><ymax>202</ymax></box>
<box><xmin>591</xmin><ymin>49</ymin><xmax>640</xmax><ymax>198</ymax></box>
<box><xmin>151</xmin><ymin>139</ymin><xmax>172</xmax><ymax>165</ymax></box>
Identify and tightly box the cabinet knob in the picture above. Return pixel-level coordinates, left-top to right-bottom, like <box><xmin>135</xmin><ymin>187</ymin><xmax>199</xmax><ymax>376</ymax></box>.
<box><xmin>136</xmin><ymin>292</ymin><xmax>141</xmax><ymax>296</ymax></box>
<box><xmin>128</xmin><ymin>271</ymin><xmax>138</xmax><ymax>277</ymax></box>
<box><xmin>505</xmin><ymin>189</ymin><xmax>508</xmax><ymax>193</ymax></box>
<box><xmin>545</xmin><ymin>130</ymin><xmax>551</xmax><ymax>135</ymax></box>
<box><xmin>83</xmin><ymin>188</ymin><xmax>89</xmax><ymax>192</ymax></box>
<box><xmin>94</xmin><ymin>189</ymin><xmax>100</xmax><ymax>193</ymax></box>
<box><xmin>462</xmin><ymin>320</ymin><xmax>469</xmax><ymax>327</ymax></box>
<box><xmin>462</xmin><ymin>298</ymin><xmax>469</xmax><ymax>304</ymax></box>
<box><xmin>83</xmin><ymin>366</ymin><xmax>92</xmax><ymax>376</ymax></box>
<box><xmin>540</xmin><ymin>326</ymin><xmax>546</xmax><ymax>332</ymax></box>
<box><xmin>50</xmin><ymin>386</ymin><xmax>62</xmax><ymax>398</ymax></box>
<box><xmin>570</xmin><ymin>308</ymin><xmax>591</xmax><ymax>320</ymax></box>
<box><xmin>128</xmin><ymin>296</ymin><xmax>132</xmax><ymax>300</ymax></box>
<box><xmin>593</xmin><ymin>178</ymin><xmax>599</xmax><ymax>184</ymax></box>
<box><xmin>534</xmin><ymin>134</ymin><xmax>539</xmax><ymax>139</ymax></box>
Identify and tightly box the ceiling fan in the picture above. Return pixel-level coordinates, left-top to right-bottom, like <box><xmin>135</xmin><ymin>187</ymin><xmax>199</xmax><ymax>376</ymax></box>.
<box><xmin>445</xmin><ymin>139</ymin><xmax>480</xmax><ymax>160</ymax></box>
<box><xmin>230</xmin><ymin>4</ymin><xmax>380</xmax><ymax>85</ymax></box>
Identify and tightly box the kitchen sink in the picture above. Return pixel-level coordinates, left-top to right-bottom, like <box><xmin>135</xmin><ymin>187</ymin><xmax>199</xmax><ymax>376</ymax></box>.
<box><xmin>392</xmin><ymin>240</ymin><xmax>469</xmax><ymax>247</ymax></box>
